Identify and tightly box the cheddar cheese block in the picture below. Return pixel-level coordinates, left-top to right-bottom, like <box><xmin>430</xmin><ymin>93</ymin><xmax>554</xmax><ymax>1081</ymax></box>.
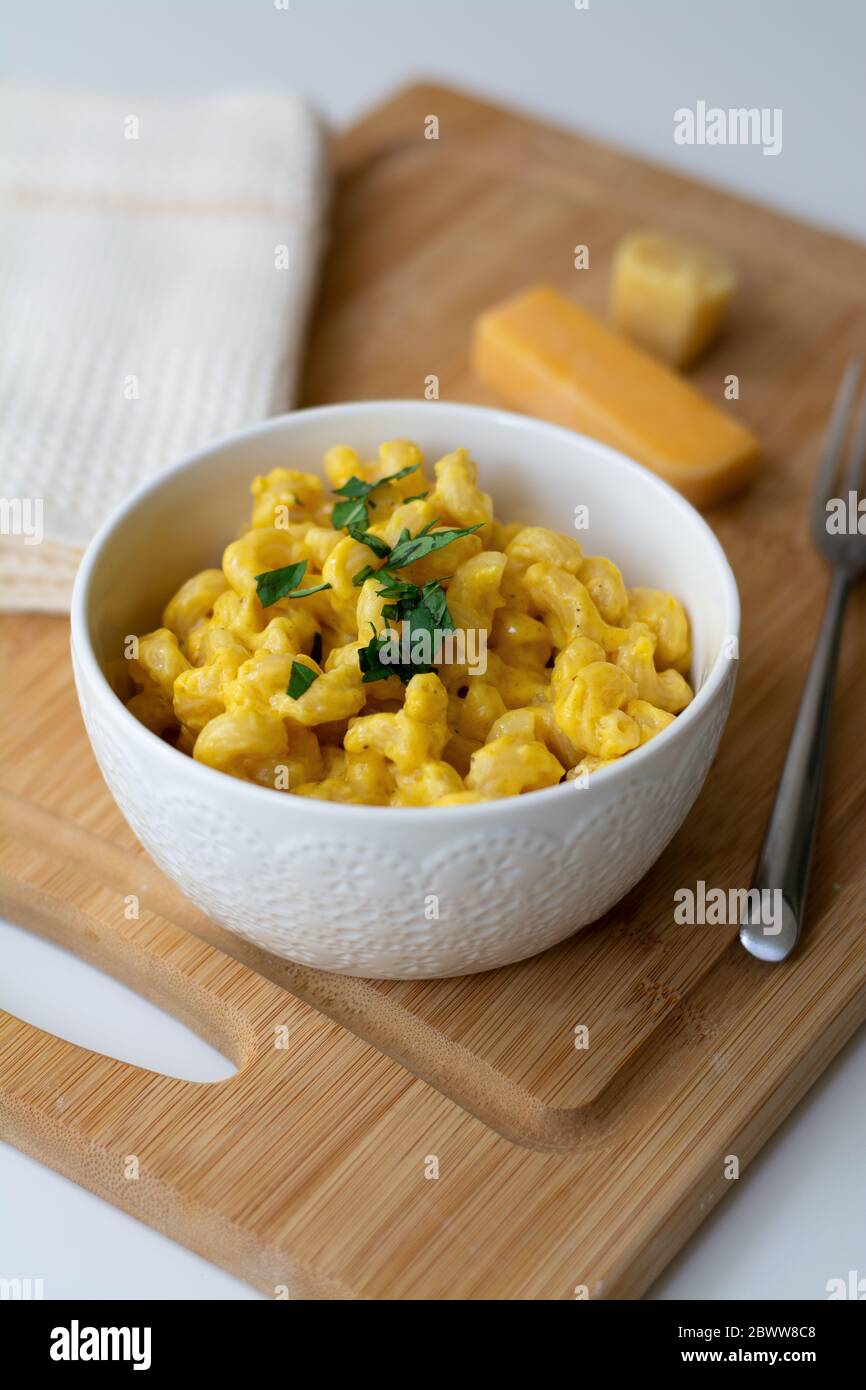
<box><xmin>472</xmin><ymin>285</ymin><xmax>759</xmax><ymax>506</ymax></box>
<box><xmin>611</xmin><ymin>230</ymin><xmax>737</xmax><ymax>367</ymax></box>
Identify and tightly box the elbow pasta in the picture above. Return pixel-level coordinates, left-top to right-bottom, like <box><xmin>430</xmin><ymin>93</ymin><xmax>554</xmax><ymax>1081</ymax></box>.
<box><xmin>124</xmin><ymin>440</ymin><xmax>694</xmax><ymax>806</ymax></box>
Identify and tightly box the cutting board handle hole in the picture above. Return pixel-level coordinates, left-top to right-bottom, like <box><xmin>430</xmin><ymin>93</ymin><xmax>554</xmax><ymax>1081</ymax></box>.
<box><xmin>0</xmin><ymin>920</ymin><xmax>238</xmax><ymax>1082</ymax></box>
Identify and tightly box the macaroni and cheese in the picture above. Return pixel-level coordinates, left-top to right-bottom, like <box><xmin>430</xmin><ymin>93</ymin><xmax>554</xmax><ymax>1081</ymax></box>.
<box><xmin>123</xmin><ymin>440</ymin><xmax>694</xmax><ymax>806</ymax></box>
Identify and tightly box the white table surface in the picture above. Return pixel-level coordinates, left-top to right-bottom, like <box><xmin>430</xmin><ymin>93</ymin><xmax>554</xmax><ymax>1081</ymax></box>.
<box><xmin>4</xmin><ymin>0</ymin><xmax>866</xmax><ymax>1301</ymax></box>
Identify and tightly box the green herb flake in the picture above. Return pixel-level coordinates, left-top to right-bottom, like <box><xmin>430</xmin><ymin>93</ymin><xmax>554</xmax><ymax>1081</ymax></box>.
<box><xmin>289</xmin><ymin>582</ymin><xmax>331</xmax><ymax>598</ymax></box>
<box><xmin>336</xmin><ymin>507</ymin><xmax>479</xmax><ymax>684</ymax></box>
<box><xmin>356</xmin><ymin>572</ymin><xmax>458</xmax><ymax>686</ymax></box>
<box><xmin>386</xmin><ymin>523</ymin><xmax>482</xmax><ymax>571</ymax></box>
<box><xmin>375</xmin><ymin>574</ymin><xmax>421</xmax><ymax>601</ymax></box>
<box><xmin>330</xmin><ymin>462</ymin><xmax>421</xmax><ymax>532</ymax></box>
<box><xmin>255</xmin><ymin>559</ymin><xmax>331</xmax><ymax>607</ymax></box>
<box><xmin>346</xmin><ymin>526</ymin><xmax>391</xmax><ymax>559</ymax></box>
<box><xmin>357</xmin><ymin>632</ymin><xmax>395</xmax><ymax>684</ymax></box>
<box><xmin>332</xmin><ymin>476</ymin><xmax>372</xmax><ymax>500</ymax></box>
<box><xmin>255</xmin><ymin>560</ymin><xmax>305</xmax><ymax>607</ymax></box>
<box><xmin>351</xmin><ymin>564</ymin><xmax>378</xmax><ymax>589</ymax></box>
<box><xmin>331</xmin><ymin>495</ymin><xmax>370</xmax><ymax>530</ymax></box>
<box><xmin>357</xmin><ymin>630</ymin><xmax>431</xmax><ymax>686</ymax></box>
<box><xmin>287</xmin><ymin>660</ymin><xmax>320</xmax><ymax>699</ymax></box>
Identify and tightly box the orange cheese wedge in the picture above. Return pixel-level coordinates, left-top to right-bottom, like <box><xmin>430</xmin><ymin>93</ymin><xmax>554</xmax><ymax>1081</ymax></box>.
<box><xmin>472</xmin><ymin>285</ymin><xmax>760</xmax><ymax>506</ymax></box>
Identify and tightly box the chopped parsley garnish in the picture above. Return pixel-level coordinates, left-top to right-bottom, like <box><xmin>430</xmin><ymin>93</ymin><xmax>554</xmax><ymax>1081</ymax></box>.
<box><xmin>325</xmin><ymin>465</ymin><xmax>484</xmax><ymax>686</ymax></box>
<box><xmin>287</xmin><ymin>581</ymin><xmax>333</xmax><ymax>598</ymax></box>
<box><xmin>386</xmin><ymin>522</ymin><xmax>481</xmax><ymax>569</ymax></box>
<box><xmin>330</xmin><ymin>461</ymin><xmax>420</xmax><ymax>530</ymax></box>
<box><xmin>287</xmin><ymin>660</ymin><xmax>320</xmax><ymax>699</ymax></box>
<box><xmin>255</xmin><ymin>560</ymin><xmax>331</xmax><ymax>608</ymax></box>
<box><xmin>352</xmin><ymin>563</ymin><xmax>378</xmax><ymax>588</ymax></box>
<box><xmin>372</xmin><ymin>573</ymin><xmax>419</xmax><ymax>601</ymax></box>
<box><xmin>330</xmin><ymin>493</ymin><xmax>368</xmax><ymax>531</ymax></box>
<box><xmin>358</xmin><ymin>632</ymin><xmax>414</xmax><ymax>684</ymax></box>
<box><xmin>347</xmin><ymin>520</ymin><xmax>480</xmax><ymax>591</ymax></box>
<box><xmin>357</xmin><ymin>578</ymin><xmax>459</xmax><ymax>685</ymax></box>
<box><xmin>358</xmin><ymin>627</ymin><xmax>439</xmax><ymax>685</ymax></box>
<box><xmin>355</xmin><ymin>523</ymin><xmax>482</xmax><ymax>683</ymax></box>
<box><xmin>346</xmin><ymin>525</ymin><xmax>391</xmax><ymax>558</ymax></box>
<box><xmin>381</xmin><ymin>578</ymin><xmax>455</xmax><ymax>633</ymax></box>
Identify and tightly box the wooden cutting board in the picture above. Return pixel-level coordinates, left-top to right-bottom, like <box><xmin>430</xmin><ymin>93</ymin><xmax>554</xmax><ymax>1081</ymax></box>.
<box><xmin>2</xmin><ymin>83</ymin><xmax>866</xmax><ymax>1300</ymax></box>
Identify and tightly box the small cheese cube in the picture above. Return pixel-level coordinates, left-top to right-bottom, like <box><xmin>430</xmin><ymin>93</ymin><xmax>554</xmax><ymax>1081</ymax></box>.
<box><xmin>472</xmin><ymin>285</ymin><xmax>759</xmax><ymax>507</ymax></box>
<box><xmin>610</xmin><ymin>230</ymin><xmax>737</xmax><ymax>367</ymax></box>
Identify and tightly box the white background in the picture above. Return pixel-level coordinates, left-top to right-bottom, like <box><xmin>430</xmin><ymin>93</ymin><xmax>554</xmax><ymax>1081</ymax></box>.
<box><xmin>3</xmin><ymin>0</ymin><xmax>866</xmax><ymax>1301</ymax></box>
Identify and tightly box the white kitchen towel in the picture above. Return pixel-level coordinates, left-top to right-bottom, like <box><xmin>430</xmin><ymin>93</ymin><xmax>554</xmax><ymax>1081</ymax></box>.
<box><xmin>0</xmin><ymin>83</ymin><xmax>330</xmax><ymax>611</ymax></box>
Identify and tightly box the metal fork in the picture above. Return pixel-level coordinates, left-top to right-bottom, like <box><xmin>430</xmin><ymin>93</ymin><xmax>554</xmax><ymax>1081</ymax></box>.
<box><xmin>740</xmin><ymin>358</ymin><xmax>866</xmax><ymax>962</ymax></box>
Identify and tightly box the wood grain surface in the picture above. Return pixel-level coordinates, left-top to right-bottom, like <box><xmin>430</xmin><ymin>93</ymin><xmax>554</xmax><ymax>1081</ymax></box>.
<box><xmin>2</xmin><ymin>83</ymin><xmax>866</xmax><ymax>1299</ymax></box>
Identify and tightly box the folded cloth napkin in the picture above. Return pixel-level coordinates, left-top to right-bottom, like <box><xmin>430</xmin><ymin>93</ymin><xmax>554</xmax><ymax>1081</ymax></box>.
<box><xmin>0</xmin><ymin>83</ymin><xmax>330</xmax><ymax>612</ymax></box>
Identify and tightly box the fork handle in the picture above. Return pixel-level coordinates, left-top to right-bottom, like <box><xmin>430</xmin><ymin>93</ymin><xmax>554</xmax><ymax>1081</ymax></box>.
<box><xmin>740</xmin><ymin>569</ymin><xmax>851</xmax><ymax>962</ymax></box>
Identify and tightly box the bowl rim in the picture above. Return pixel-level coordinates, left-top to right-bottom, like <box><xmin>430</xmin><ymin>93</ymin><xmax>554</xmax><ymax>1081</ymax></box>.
<box><xmin>71</xmin><ymin>398</ymin><xmax>741</xmax><ymax>823</ymax></box>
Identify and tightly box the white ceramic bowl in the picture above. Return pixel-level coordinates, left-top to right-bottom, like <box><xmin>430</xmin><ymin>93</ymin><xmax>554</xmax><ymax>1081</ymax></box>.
<box><xmin>71</xmin><ymin>401</ymin><xmax>739</xmax><ymax>979</ymax></box>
